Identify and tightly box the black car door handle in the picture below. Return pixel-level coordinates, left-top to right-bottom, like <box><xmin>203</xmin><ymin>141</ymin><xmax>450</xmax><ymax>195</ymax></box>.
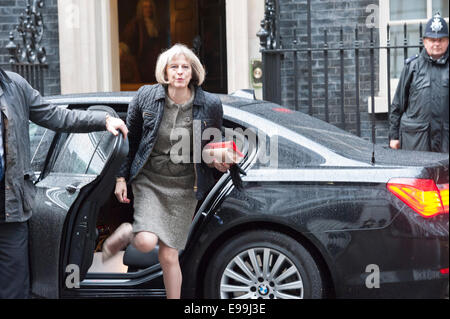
<box><xmin>65</xmin><ymin>184</ymin><xmax>79</xmax><ymax>194</ymax></box>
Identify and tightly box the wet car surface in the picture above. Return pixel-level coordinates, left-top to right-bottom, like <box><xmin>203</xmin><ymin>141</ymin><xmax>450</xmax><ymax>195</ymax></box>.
<box><xmin>28</xmin><ymin>91</ymin><xmax>449</xmax><ymax>299</ymax></box>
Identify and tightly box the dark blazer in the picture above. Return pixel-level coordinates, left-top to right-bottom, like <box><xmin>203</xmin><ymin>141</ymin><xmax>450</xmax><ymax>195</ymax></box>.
<box><xmin>0</xmin><ymin>71</ymin><xmax>107</xmax><ymax>223</ymax></box>
<box><xmin>118</xmin><ymin>84</ymin><xmax>223</xmax><ymax>200</ymax></box>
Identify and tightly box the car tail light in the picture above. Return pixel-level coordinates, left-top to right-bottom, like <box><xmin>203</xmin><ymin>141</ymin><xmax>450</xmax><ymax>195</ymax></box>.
<box><xmin>437</xmin><ymin>183</ymin><xmax>449</xmax><ymax>213</ymax></box>
<box><xmin>387</xmin><ymin>178</ymin><xmax>449</xmax><ymax>218</ymax></box>
<box><xmin>440</xmin><ymin>268</ymin><xmax>449</xmax><ymax>275</ymax></box>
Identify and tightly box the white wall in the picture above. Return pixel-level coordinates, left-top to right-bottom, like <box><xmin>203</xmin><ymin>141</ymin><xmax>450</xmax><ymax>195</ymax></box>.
<box><xmin>225</xmin><ymin>0</ymin><xmax>249</xmax><ymax>94</ymax></box>
<box><xmin>58</xmin><ymin>0</ymin><xmax>120</xmax><ymax>94</ymax></box>
<box><xmin>248</xmin><ymin>0</ymin><xmax>265</xmax><ymax>99</ymax></box>
<box><xmin>225</xmin><ymin>0</ymin><xmax>264</xmax><ymax>98</ymax></box>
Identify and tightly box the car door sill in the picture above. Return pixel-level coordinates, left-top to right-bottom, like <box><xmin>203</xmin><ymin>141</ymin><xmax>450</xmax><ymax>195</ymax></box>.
<box><xmin>84</xmin><ymin>263</ymin><xmax>162</xmax><ymax>280</ymax></box>
<box><xmin>62</xmin><ymin>289</ymin><xmax>166</xmax><ymax>299</ymax></box>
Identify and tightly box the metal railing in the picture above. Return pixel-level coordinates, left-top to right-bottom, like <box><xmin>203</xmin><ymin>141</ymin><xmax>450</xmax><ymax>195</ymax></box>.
<box><xmin>0</xmin><ymin>63</ymin><xmax>48</xmax><ymax>95</ymax></box>
<box><xmin>257</xmin><ymin>0</ymin><xmax>426</xmax><ymax>144</ymax></box>
<box><xmin>261</xmin><ymin>25</ymin><xmax>424</xmax><ymax>144</ymax></box>
<box><xmin>2</xmin><ymin>0</ymin><xmax>48</xmax><ymax>95</ymax></box>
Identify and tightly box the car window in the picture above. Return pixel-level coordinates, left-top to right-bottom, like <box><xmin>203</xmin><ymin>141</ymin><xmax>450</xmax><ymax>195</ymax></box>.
<box><xmin>86</xmin><ymin>131</ymin><xmax>115</xmax><ymax>175</ymax></box>
<box><xmin>51</xmin><ymin>131</ymin><xmax>104</xmax><ymax>175</ymax></box>
<box><xmin>240</xmin><ymin>103</ymin><xmax>374</xmax><ymax>163</ymax></box>
<box><xmin>224</xmin><ymin>118</ymin><xmax>324</xmax><ymax>168</ymax></box>
<box><xmin>29</xmin><ymin>122</ymin><xmax>56</xmax><ymax>173</ymax></box>
<box><xmin>258</xmin><ymin>136</ymin><xmax>325</xmax><ymax>168</ymax></box>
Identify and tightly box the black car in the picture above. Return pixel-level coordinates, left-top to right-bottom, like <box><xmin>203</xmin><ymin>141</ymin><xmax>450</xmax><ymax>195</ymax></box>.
<box><xmin>28</xmin><ymin>91</ymin><xmax>449</xmax><ymax>299</ymax></box>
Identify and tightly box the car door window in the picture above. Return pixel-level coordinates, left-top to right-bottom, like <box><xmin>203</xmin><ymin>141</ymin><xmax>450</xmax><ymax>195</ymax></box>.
<box><xmin>29</xmin><ymin>122</ymin><xmax>56</xmax><ymax>174</ymax></box>
<box><xmin>86</xmin><ymin>131</ymin><xmax>115</xmax><ymax>175</ymax></box>
<box><xmin>52</xmin><ymin>131</ymin><xmax>104</xmax><ymax>175</ymax></box>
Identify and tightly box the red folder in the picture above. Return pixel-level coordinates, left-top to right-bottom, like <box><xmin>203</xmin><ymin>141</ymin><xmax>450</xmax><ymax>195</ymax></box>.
<box><xmin>203</xmin><ymin>141</ymin><xmax>244</xmax><ymax>164</ymax></box>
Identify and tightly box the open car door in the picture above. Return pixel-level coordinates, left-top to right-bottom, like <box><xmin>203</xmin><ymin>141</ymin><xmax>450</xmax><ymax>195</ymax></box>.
<box><xmin>29</xmin><ymin>105</ymin><xmax>128</xmax><ymax>298</ymax></box>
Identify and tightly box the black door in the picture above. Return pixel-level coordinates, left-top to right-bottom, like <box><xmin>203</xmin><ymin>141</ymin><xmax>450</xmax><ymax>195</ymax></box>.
<box><xmin>29</xmin><ymin>105</ymin><xmax>128</xmax><ymax>298</ymax></box>
<box><xmin>198</xmin><ymin>0</ymin><xmax>227</xmax><ymax>93</ymax></box>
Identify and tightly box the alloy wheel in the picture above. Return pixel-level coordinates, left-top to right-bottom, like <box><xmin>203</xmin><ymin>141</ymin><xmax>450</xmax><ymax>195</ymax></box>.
<box><xmin>219</xmin><ymin>247</ymin><xmax>304</xmax><ymax>299</ymax></box>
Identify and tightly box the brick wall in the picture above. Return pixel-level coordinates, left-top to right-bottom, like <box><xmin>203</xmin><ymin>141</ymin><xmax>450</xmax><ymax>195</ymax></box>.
<box><xmin>277</xmin><ymin>0</ymin><xmax>389</xmax><ymax>144</ymax></box>
<box><xmin>0</xmin><ymin>0</ymin><xmax>60</xmax><ymax>96</ymax></box>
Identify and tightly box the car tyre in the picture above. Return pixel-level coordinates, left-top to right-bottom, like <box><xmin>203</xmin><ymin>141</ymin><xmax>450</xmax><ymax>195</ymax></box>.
<box><xmin>203</xmin><ymin>230</ymin><xmax>324</xmax><ymax>299</ymax></box>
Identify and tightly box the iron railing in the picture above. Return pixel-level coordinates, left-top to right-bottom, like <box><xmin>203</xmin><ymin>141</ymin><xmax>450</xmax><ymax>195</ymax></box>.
<box><xmin>2</xmin><ymin>0</ymin><xmax>48</xmax><ymax>95</ymax></box>
<box><xmin>258</xmin><ymin>0</ymin><xmax>425</xmax><ymax>145</ymax></box>
<box><xmin>0</xmin><ymin>62</ymin><xmax>48</xmax><ymax>95</ymax></box>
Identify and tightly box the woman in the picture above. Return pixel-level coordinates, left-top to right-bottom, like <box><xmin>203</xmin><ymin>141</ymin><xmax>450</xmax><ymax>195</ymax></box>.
<box><xmin>102</xmin><ymin>44</ymin><xmax>229</xmax><ymax>299</ymax></box>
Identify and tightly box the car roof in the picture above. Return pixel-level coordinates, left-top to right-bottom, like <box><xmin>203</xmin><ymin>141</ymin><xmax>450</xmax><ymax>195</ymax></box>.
<box><xmin>44</xmin><ymin>91</ymin><xmax>448</xmax><ymax>167</ymax></box>
<box><xmin>45</xmin><ymin>91</ymin><xmax>136</xmax><ymax>104</ymax></box>
<box><xmin>45</xmin><ymin>91</ymin><xmax>263</xmax><ymax>109</ymax></box>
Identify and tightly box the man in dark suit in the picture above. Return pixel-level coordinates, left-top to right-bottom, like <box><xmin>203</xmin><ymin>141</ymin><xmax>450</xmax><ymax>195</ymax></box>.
<box><xmin>0</xmin><ymin>68</ymin><xmax>128</xmax><ymax>298</ymax></box>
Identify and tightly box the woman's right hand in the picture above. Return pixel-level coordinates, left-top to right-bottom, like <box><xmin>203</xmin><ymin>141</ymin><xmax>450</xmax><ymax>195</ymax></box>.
<box><xmin>115</xmin><ymin>178</ymin><xmax>131</xmax><ymax>204</ymax></box>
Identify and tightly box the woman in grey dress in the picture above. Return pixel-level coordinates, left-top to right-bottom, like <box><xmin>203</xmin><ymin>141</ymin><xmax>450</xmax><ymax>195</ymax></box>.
<box><xmin>102</xmin><ymin>44</ymin><xmax>229</xmax><ymax>299</ymax></box>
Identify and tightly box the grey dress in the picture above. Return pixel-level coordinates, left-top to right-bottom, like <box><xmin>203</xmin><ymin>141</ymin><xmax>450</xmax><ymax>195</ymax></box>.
<box><xmin>131</xmin><ymin>88</ymin><xmax>197</xmax><ymax>250</ymax></box>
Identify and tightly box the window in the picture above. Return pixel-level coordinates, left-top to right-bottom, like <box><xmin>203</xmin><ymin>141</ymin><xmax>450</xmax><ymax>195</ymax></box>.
<box><xmin>30</xmin><ymin>116</ymin><xmax>115</xmax><ymax>177</ymax></box>
<box><xmin>29</xmin><ymin>122</ymin><xmax>56</xmax><ymax>174</ymax></box>
<box><xmin>51</xmin><ymin>131</ymin><xmax>106</xmax><ymax>175</ymax></box>
<box><xmin>388</xmin><ymin>0</ymin><xmax>449</xmax><ymax>78</ymax></box>
<box><xmin>87</xmin><ymin>131</ymin><xmax>115</xmax><ymax>175</ymax></box>
<box><xmin>374</xmin><ymin>0</ymin><xmax>449</xmax><ymax>112</ymax></box>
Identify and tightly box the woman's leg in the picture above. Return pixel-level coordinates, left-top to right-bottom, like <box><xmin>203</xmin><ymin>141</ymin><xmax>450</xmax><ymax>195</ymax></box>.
<box><xmin>131</xmin><ymin>233</ymin><xmax>182</xmax><ymax>298</ymax></box>
<box><xmin>158</xmin><ymin>241</ymin><xmax>182</xmax><ymax>299</ymax></box>
<box><xmin>132</xmin><ymin>231</ymin><xmax>158</xmax><ymax>253</ymax></box>
<box><xmin>102</xmin><ymin>222</ymin><xmax>134</xmax><ymax>262</ymax></box>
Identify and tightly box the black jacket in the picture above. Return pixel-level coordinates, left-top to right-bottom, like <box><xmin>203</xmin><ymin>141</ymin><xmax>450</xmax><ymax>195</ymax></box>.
<box><xmin>1</xmin><ymin>71</ymin><xmax>106</xmax><ymax>223</ymax></box>
<box><xmin>389</xmin><ymin>47</ymin><xmax>449</xmax><ymax>153</ymax></box>
<box><xmin>118</xmin><ymin>84</ymin><xmax>223</xmax><ymax>200</ymax></box>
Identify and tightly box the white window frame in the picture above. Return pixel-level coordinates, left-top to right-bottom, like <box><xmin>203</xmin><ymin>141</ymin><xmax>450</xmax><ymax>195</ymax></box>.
<box><xmin>371</xmin><ymin>0</ymin><xmax>449</xmax><ymax>113</ymax></box>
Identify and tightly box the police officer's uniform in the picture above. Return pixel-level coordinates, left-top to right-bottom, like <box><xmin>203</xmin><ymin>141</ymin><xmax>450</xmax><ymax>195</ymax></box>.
<box><xmin>389</xmin><ymin>13</ymin><xmax>449</xmax><ymax>153</ymax></box>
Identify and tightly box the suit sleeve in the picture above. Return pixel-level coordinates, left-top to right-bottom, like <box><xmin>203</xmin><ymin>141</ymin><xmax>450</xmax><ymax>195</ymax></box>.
<box><xmin>23</xmin><ymin>79</ymin><xmax>106</xmax><ymax>132</ymax></box>
<box><xmin>389</xmin><ymin>63</ymin><xmax>413</xmax><ymax>141</ymax></box>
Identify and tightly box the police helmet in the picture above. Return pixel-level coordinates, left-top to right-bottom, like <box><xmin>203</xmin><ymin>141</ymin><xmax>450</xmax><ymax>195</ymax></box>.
<box><xmin>424</xmin><ymin>12</ymin><xmax>449</xmax><ymax>39</ymax></box>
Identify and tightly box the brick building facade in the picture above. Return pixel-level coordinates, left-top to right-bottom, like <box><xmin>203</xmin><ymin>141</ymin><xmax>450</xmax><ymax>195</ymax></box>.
<box><xmin>1</xmin><ymin>1</ymin><xmax>264</xmax><ymax>98</ymax></box>
<box><xmin>0</xmin><ymin>0</ymin><xmax>389</xmax><ymax>143</ymax></box>
<box><xmin>2</xmin><ymin>1</ymin><xmax>446</xmax><ymax>146</ymax></box>
<box><xmin>275</xmin><ymin>0</ymin><xmax>389</xmax><ymax>144</ymax></box>
<box><xmin>0</xmin><ymin>0</ymin><xmax>60</xmax><ymax>96</ymax></box>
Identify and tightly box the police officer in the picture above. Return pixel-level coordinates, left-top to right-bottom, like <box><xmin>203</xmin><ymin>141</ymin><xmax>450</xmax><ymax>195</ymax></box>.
<box><xmin>389</xmin><ymin>13</ymin><xmax>449</xmax><ymax>153</ymax></box>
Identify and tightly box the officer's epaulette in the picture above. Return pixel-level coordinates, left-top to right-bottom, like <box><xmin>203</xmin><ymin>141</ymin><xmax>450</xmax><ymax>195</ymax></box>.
<box><xmin>405</xmin><ymin>54</ymin><xmax>419</xmax><ymax>64</ymax></box>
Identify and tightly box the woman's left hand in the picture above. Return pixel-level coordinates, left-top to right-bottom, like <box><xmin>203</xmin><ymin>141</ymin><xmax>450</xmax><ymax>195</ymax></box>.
<box><xmin>212</xmin><ymin>159</ymin><xmax>231</xmax><ymax>173</ymax></box>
